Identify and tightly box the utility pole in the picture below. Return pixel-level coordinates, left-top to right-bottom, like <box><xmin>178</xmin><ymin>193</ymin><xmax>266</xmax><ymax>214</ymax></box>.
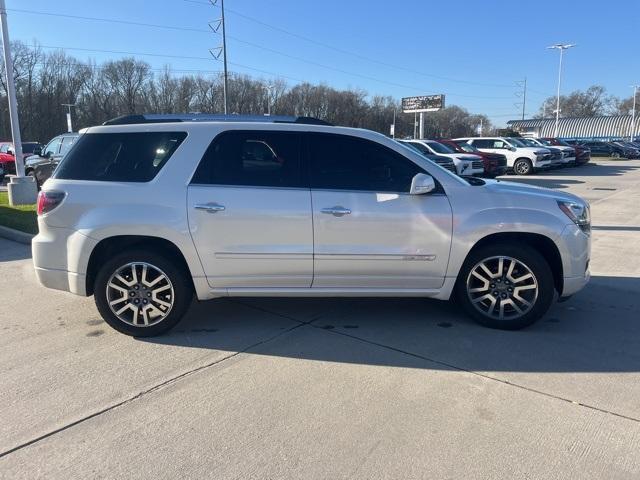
<box><xmin>209</xmin><ymin>0</ymin><xmax>229</xmax><ymax>114</ymax></box>
<box><xmin>419</xmin><ymin>112</ymin><xmax>424</xmax><ymax>140</ymax></box>
<box><xmin>0</xmin><ymin>0</ymin><xmax>37</xmax><ymax>205</ymax></box>
<box><xmin>62</xmin><ymin>103</ymin><xmax>75</xmax><ymax>132</ymax></box>
<box><xmin>630</xmin><ymin>85</ymin><xmax>638</xmax><ymax>142</ymax></box>
<box><xmin>547</xmin><ymin>43</ymin><xmax>576</xmax><ymax>137</ymax></box>
<box><xmin>515</xmin><ymin>77</ymin><xmax>527</xmax><ymax>120</ymax></box>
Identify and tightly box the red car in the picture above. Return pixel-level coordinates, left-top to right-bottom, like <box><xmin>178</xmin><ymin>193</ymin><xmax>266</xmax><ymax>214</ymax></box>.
<box><xmin>541</xmin><ymin>138</ymin><xmax>591</xmax><ymax>165</ymax></box>
<box><xmin>0</xmin><ymin>142</ymin><xmax>42</xmax><ymax>181</ymax></box>
<box><xmin>437</xmin><ymin>139</ymin><xmax>508</xmax><ymax>177</ymax></box>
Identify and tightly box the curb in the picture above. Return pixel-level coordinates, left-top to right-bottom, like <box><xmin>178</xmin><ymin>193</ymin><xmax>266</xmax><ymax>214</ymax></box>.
<box><xmin>0</xmin><ymin>225</ymin><xmax>34</xmax><ymax>245</ymax></box>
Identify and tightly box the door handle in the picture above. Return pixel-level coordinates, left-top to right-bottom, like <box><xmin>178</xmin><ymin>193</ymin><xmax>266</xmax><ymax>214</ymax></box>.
<box><xmin>194</xmin><ymin>203</ymin><xmax>226</xmax><ymax>213</ymax></box>
<box><xmin>321</xmin><ymin>206</ymin><xmax>351</xmax><ymax>217</ymax></box>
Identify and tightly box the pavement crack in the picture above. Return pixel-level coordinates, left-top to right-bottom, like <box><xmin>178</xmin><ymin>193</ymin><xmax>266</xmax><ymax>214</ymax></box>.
<box><xmin>314</xmin><ymin>325</ymin><xmax>640</xmax><ymax>425</ymax></box>
<box><xmin>0</xmin><ymin>319</ymin><xmax>307</xmax><ymax>459</ymax></box>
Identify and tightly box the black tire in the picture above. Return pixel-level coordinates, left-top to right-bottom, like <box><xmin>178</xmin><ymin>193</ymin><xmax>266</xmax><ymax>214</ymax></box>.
<box><xmin>611</xmin><ymin>151</ymin><xmax>621</xmax><ymax>159</ymax></box>
<box><xmin>94</xmin><ymin>249</ymin><xmax>193</xmax><ymax>337</ymax></box>
<box><xmin>513</xmin><ymin>158</ymin><xmax>533</xmax><ymax>175</ymax></box>
<box><xmin>455</xmin><ymin>243</ymin><xmax>555</xmax><ymax>330</ymax></box>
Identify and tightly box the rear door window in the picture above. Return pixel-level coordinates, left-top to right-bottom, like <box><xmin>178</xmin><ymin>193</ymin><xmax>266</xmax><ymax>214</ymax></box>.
<box><xmin>191</xmin><ymin>131</ymin><xmax>304</xmax><ymax>188</ymax></box>
<box><xmin>59</xmin><ymin>136</ymin><xmax>78</xmax><ymax>156</ymax></box>
<box><xmin>55</xmin><ymin>132</ymin><xmax>187</xmax><ymax>182</ymax></box>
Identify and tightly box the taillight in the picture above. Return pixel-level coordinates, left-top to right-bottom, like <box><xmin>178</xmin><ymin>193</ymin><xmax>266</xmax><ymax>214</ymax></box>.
<box><xmin>37</xmin><ymin>190</ymin><xmax>65</xmax><ymax>215</ymax></box>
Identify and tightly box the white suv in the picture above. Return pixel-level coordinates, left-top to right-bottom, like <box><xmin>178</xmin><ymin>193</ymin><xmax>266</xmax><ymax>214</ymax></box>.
<box><xmin>32</xmin><ymin>114</ymin><xmax>591</xmax><ymax>336</ymax></box>
<box><xmin>456</xmin><ymin>137</ymin><xmax>552</xmax><ymax>175</ymax></box>
<box><xmin>400</xmin><ymin>139</ymin><xmax>484</xmax><ymax>177</ymax></box>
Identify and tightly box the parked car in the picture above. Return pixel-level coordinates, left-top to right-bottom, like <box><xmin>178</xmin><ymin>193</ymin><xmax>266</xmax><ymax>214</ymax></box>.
<box><xmin>32</xmin><ymin>113</ymin><xmax>591</xmax><ymax>336</ymax></box>
<box><xmin>0</xmin><ymin>142</ymin><xmax>42</xmax><ymax>181</ymax></box>
<box><xmin>25</xmin><ymin>133</ymin><xmax>80</xmax><ymax>187</ymax></box>
<box><xmin>400</xmin><ymin>139</ymin><xmax>484</xmax><ymax>176</ymax></box>
<box><xmin>397</xmin><ymin>141</ymin><xmax>457</xmax><ymax>173</ymax></box>
<box><xmin>580</xmin><ymin>141</ymin><xmax>634</xmax><ymax>159</ymax></box>
<box><xmin>542</xmin><ymin>138</ymin><xmax>590</xmax><ymax>165</ymax></box>
<box><xmin>437</xmin><ymin>139</ymin><xmax>508</xmax><ymax>177</ymax></box>
<box><xmin>515</xmin><ymin>138</ymin><xmax>566</xmax><ymax>168</ymax></box>
<box><xmin>612</xmin><ymin>141</ymin><xmax>640</xmax><ymax>158</ymax></box>
<box><xmin>454</xmin><ymin>137</ymin><xmax>552</xmax><ymax>175</ymax></box>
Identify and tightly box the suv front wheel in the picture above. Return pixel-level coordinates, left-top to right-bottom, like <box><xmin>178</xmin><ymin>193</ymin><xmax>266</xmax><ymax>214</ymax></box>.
<box><xmin>513</xmin><ymin>158</ymin><xmax>533</xmax><ymax>175</ymax></box>
<box><xmin>456</xmin><ymin>243</ymin><xmax>554</xmax><ymax>330</ymax></box>
<box><xmin>94</xmin><ymin>250</ymin><xmax>193</xmax><ymax>337</ymax></box>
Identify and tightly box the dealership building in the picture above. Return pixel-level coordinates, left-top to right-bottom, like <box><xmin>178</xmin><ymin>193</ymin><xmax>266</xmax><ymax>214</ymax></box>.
<box><xmin>507</xmin><ymin>115</ymin><xmax>639</xmax><ymax>140</ymax></box>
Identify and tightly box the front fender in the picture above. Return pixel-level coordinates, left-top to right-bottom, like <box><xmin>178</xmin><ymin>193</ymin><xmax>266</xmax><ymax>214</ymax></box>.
<box><xmin>445</xmin><ymin>206</ymin><xmax>566</xmax><ymax>278</ymax></box>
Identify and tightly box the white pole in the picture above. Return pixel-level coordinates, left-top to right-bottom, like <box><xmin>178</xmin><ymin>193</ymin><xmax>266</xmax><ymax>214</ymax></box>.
<box><xmin>554</xmin><ymin>48</ymin><xmax>563</xmax><ymax>138</ymax></box>
<box><xmin>631</xmin><ymin>85</ymin><xmax>638</xmax><ymax>142</ymax></box>
<box><xmin>419</xmin><ymin>112</ymin><xmax>424</xmax><ymax>140</ymax></box>
<box><xmin>0</xmin><ymin>0</ymin><xmax>24</xmax><ymax>177</ymax></box>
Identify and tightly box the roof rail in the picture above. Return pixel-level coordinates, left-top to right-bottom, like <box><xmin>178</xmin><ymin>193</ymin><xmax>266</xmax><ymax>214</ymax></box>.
<box><xmin>102</xmin><ymin>114</ymin><xmax>332</xmax><ymax>126</ymax></box>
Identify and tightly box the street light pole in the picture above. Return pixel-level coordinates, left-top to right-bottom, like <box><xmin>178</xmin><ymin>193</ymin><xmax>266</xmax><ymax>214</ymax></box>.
<box><xmin>0</xmin><ymin>0</ymin><xmax>37</xmax><ymax>205</ymax></box>
<box><xmin>547</xmin><ymin>43</ymin><xmax>575</xmax><ymax>137</ymax></box>
<box><xmin>62</xmin><ymin>103</ymin><xmax>75</xmax><ymax>132</ymax></box>
<box><xmin>631</xmin><ymin>85</ymin><xmax>638</xmax><ymax>142</ymax></box>
<box><xmin>0</xmin><ymin>0</ymin><xmax>23</xmax><ymax>177</ymax></box>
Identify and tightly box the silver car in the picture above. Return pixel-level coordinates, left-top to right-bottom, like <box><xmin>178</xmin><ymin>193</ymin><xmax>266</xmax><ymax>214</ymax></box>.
<box><xmin>32</xmin><ymin>114</ymin><xmax>591</xmax><ymax>336</ymax></box>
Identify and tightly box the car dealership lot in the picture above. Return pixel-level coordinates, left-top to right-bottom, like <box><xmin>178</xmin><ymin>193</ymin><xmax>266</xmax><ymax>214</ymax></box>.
<box><xmin>1</xmin><ymin>159</ymin><xmax>639</xmax><ymax>479</ymax></box>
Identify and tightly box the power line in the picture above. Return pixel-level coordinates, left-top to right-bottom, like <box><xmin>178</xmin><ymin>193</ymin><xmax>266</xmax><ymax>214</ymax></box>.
<box><xmin>183</xmin><ymin>0</ymin><xmax>516</xmax><ymax>89</ymax></box>
<box><xmin>33</xmin><ymin>43</ymin><xmax>308</xmax><ymax>83</ymax></box>
<box><xmin>9</xmin><ymin>7</ymin><xmax>514</xmax><ymax>98</ymax></box>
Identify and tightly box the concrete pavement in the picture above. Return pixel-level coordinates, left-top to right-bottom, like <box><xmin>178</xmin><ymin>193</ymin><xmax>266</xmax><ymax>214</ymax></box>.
<box><xmin>1</xmin><ymin>159</ymin><xmax>639</xmax><ymax>479</ymax></box>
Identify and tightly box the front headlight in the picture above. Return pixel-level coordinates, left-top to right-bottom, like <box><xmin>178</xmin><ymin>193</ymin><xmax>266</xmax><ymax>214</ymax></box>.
<box><xmin>557</xmin><ymin>200</ymin><xmax>590</xmax><ymax>233</ymax></box>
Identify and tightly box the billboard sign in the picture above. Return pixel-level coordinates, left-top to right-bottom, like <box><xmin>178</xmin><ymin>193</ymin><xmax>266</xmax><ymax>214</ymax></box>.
<box><xmin>402</xmin><ymin>95</ymin><xmax>445</xmax><ymax>113</ymax></box>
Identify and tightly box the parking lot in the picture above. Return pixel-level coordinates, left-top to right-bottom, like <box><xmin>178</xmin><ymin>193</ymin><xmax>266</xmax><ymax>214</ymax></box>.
<box><xmin>1</xmin><ymin>158</ymin><xmax>639</xmax><ymax>479</ymax></box>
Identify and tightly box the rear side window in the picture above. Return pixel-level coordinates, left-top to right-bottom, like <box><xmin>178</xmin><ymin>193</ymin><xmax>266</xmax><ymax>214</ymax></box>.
<box><xmin>59</xmin><ymin>136</ymin><xmax>78</xmax><ymax>156</ymax></box>
<box><xmin>308</xmin><ymin>133</ymin><xmax>421</xmax><ymax>193</ymax></box>
<box><xmin>191</xmin><ymin>131</ymin><xmax>303</xmax><ymax>188</ymax></box>
<box><xmin>55</xmin><ymin>132</ymin><xmax>187</xmax><ymax>182</ymax></box>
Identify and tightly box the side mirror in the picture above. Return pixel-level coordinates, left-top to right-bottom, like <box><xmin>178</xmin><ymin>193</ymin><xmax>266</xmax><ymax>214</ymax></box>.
<box><xmin>33</xmin><ymin>147</ymin><xmax>42</xmax><ymax>156</ymax></box>
<box><xmin>410</xmin><ymin>173</ymin><xmax>436</xmax><ymax>195</ymax></box>
<box><xmin>7</xmin><ymin>148</ymin><xmax>14</xmax><ymax>156</ymax></box>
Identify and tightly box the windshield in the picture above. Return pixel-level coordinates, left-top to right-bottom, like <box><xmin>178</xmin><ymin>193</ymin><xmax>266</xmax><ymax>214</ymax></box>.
<box><xmin>507</xmin><ymin>138</ymin><xmax>527</xmax><ymax>147</ymax></box>
<box><xmin>458</xmin><ymin>143</ymin><xmax>478</xmax><ymax>153</ymax></box>
<box><xmin>425</xmin><ymin>141</ymin><xmax>454</xmax><ymax>154</ymax></box>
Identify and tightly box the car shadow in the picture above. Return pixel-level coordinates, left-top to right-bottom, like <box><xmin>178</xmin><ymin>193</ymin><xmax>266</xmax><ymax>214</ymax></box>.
<box><xmin>139</xmin><ymin>275</ymin><xmax>640</xmax><ymax>374</ymax></box>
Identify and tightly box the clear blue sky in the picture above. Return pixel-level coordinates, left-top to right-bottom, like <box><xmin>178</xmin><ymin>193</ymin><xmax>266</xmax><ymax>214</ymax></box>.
<box><xmin>7</xmin><ymin>0</ymin><xmax>640</xmax><ymax>126</ymax></box>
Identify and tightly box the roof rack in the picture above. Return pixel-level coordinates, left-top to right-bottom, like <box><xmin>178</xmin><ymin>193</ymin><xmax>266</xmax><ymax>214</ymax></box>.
<box><xmin>102</xmin><ymin>114</ymin><xmax>332</xmax><ymax>126</ymax></box>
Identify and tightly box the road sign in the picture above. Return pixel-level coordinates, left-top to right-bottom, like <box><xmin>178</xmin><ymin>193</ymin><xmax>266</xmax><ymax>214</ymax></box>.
<box><xmin>402</xmin><ymin>95</ymin><xmax>445</xmax><ymax>113</ymax></box>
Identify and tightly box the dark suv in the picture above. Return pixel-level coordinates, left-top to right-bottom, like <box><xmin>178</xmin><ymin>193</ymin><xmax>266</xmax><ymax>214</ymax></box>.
<box><xmin>25</xmin><ymin>133</ymin><xmax>80</xmax><ymax>186</ymax></box>
<box><xmin>580</xmin><ymin>141</ymin><xmax>633</xmax><ymax>159</ymax></box>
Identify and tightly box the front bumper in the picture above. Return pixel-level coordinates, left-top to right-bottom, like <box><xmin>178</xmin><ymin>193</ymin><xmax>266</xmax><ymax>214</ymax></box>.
<box><xmin>557</xmin><ymin>224</ymin><xmax>591</xmax><ymax>297</ymax></box>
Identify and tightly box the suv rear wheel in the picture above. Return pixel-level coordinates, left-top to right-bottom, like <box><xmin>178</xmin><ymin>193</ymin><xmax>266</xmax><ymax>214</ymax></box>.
<box><xmin>513</xmin><ymin>158</ymin><xmax>533</xmax><ymax>175</ymax></box>
<box><xmin>456</xmin><ymin>243</ymin><xmax>554</xmax><ymax>330</ymax></box>
<box><xmin>94</xmin><ymin>250</ymin><xmax>193</xmax><ymax>337</ymax></box>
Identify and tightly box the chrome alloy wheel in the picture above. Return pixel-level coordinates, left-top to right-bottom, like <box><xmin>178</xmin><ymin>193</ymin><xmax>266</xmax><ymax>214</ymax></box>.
<box><xmin>466</xmin><ymin>256</ymin><xmax>538</xmax><ymax>321</ymax></box>
<box><xmin>106</xmin><ymin>262</ymin><xmax>175</xmax><ymax>327</ymax></box>
<box><xmin>514</xmin><ymin>161</ymin><xmax>531</xmax><ymax>175</ymax></box>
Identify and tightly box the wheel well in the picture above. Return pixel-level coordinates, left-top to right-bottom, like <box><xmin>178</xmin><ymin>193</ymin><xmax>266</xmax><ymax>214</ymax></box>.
<box><xmin>515</xmin><ymin>157</ymin><xmax>533</xmax><ymax>163</ymax></box>
<box><xmin>85</xmin><ymin>235</ymin><xmax>193</xmax><ymax>296</ymax></box>
<box><xmin>467</xmin><ymin>232</ymin><xmax>564</xmax><ymax>294</ymax></box>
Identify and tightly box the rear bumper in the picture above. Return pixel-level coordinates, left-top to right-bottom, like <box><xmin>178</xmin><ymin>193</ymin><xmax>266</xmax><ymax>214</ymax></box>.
<box><xmin>32</xmin><ymin>225</ymin><xmax>96</xmax><ymax>296</ymax></box>
<box><xmin>34</xmin><ymin>266</ymin><xmax>87</xmax><ymax>296</ymax></box>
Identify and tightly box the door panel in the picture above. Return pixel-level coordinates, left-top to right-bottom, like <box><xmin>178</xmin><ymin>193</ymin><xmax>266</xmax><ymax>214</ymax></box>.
<box><xmin>189</xmin><ymin>186</ymin><xmax>313</xmax><ymax>288</ymax></box>
<box><xmin>187</xmin><ymin>130</ymin><xmax>312</xmax><ymax>289</ymax></box>
<box><xmin>312</xmin><ymin>190</ymin><xmax>452</xmax><ymax>288</ymax></box>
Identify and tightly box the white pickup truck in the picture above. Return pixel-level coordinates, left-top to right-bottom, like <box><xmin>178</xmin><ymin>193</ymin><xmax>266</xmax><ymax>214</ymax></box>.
<box><xmin>455</xmin><ymin>137</ymin><xmax>552</xmax><ymax>175</ymax></box>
